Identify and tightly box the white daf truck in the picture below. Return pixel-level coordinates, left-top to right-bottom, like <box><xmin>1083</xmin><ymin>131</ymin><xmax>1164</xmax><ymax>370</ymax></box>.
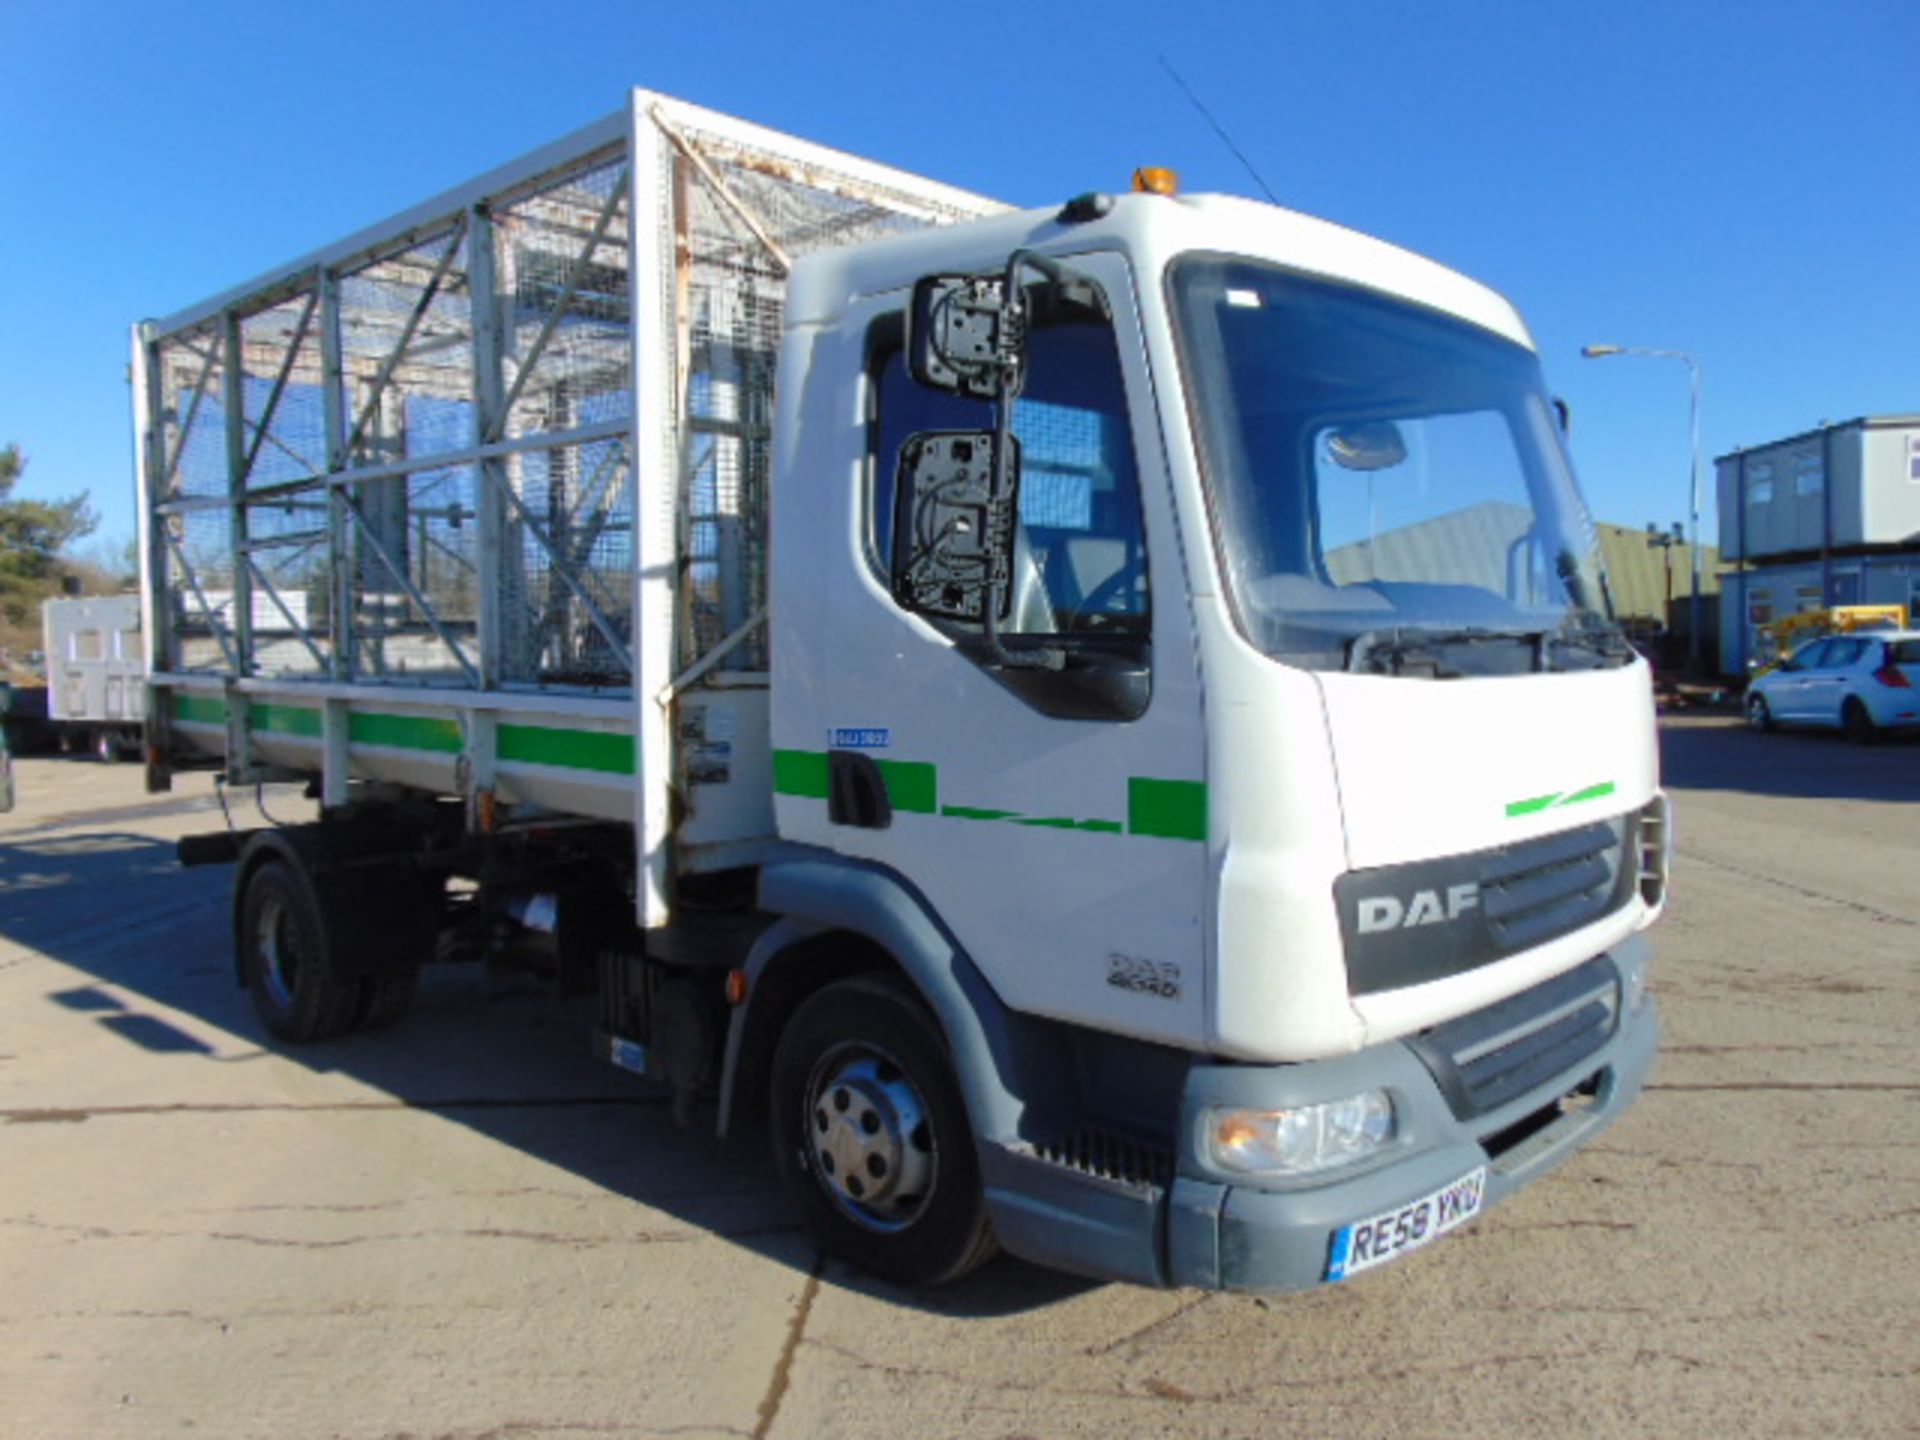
<box><xmin>136</xmin><ymin>90</ymin><xmax>1662</xmax><ymax>1291</ymax></box>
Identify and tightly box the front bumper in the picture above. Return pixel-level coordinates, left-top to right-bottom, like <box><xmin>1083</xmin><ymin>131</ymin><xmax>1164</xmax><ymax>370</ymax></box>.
<box><xmin>983</xmin><ymin>934</ymin><xmax>1659</xmax><ymax>1291</ymax></box>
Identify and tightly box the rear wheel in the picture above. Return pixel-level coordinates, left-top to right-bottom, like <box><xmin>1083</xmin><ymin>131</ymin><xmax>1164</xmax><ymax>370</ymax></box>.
<box><xmin>770</xmin><ymin>974</ymin><xmax>996</xmax><ymax>1287</ymax></box>
<box><xmin>239</xmin><ymin>861</ymin><xmax>362</xmax><ymax>1043</ymax></box>
<box><xmin>1746</xmin><ymin>693</ymin><xmax>1774</xmax><ymax>732</ymax></box>
<box><xmin>355</xmin><ymin>966</ymin><xmax>420</xmax><ymax>1029</ymax></box>
<box><xmin>1842</xmin><ymin>697</ymin><xmax>1878</xmax><ymax>745</ymax></box>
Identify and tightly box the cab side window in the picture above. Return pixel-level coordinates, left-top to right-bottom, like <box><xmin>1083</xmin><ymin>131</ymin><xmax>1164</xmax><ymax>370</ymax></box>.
<box><xmin>870</xmin><ymin>316</ymin><xmax>1150</xmax><ymax>638</ymax></box>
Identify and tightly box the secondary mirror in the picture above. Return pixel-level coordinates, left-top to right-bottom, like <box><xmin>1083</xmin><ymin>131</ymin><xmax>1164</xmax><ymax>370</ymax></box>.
<box><xmin>909</xmin><ymin>274</ymin><xmax>1019</xmax><ymax>399</ymax></box>
<box><xmin>891</xmin><ymin>430</ymin><xmax>1020</xmax><ymax>623</ymax></box>
<box><xmin>1324</xmin><ymin>420</ymin><xmax>1408</xmax><ymax>472</ymax></box>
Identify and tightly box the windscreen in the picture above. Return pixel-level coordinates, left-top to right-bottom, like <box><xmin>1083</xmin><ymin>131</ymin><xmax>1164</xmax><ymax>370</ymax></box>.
<box><xmin>1170</xmin><ymin>257</ymin><xmax>1627</xmax><ymax>677</ymax></box>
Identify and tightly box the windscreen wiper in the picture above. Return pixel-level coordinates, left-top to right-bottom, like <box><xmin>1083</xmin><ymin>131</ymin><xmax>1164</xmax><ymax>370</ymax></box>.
<box><xmin>1546</xmin><ymin>622</ymin><xmax>1636</xmax><ymax>669</ymax></box>
<box><xmin>1345</xmin><ymin>628</ymin><xmax>1542</xmax><ymax>676</ymax></box>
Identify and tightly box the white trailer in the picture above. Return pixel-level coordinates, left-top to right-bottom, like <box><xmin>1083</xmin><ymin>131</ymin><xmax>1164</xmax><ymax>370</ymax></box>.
<box><xmin>42</xmin><ymin>594</ymin><xmax>145</xmax><ymax>761</ymax></box>
<box><xmin>137</xmin><ymin>90</ymin><xmax>1664</xmax><ymax>1291</ymax></box>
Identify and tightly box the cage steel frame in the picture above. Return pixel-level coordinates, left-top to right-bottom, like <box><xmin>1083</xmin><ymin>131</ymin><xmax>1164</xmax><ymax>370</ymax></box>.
<box><xmin>135</xmin><ymin>90</ymin><xmax>1002</xmax><ymax>923</ymax></box>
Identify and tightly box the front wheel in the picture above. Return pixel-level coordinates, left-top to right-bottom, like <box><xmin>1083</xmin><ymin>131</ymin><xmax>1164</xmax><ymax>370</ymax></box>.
<box><xmin>1747</xmin><ymin>693</ymin><xmax>1774</xmax><ymax>732</ymax></box>
<box><xmin>770</xmin><ymin>974</ymin><xmax>997</xmax><ymax>1287</ymax></box>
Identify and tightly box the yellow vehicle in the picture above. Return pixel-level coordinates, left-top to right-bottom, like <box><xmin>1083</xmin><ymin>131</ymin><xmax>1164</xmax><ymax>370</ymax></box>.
<box><xmin>1751</xmin><ymin>605</ymin><xmax>1909</xmax><ymax>676</ymax></box>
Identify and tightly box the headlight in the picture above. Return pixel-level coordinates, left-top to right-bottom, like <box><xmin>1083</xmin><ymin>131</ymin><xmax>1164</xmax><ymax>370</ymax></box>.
<box><xmin>1207</xmin><ymin>1090</ymin><xmax>1396</xmax><ymax>1176</ymax></box>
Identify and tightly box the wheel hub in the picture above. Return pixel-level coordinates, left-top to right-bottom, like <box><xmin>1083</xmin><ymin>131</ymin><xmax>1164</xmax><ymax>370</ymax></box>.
<box><xmin>807</xmin><ymin>1050</ymin><xmax>934</xmax><ymax>1231</ymax></box>
<box><xmin>256</xmin><ymin>896</ymin><xmax>298</xmax><ymax>1008</ymax></box>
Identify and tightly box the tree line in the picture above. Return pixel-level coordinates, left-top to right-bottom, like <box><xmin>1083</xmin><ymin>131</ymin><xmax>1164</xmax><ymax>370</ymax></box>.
<box><xmin>0</xmin><ymin>442</ymin><xmax>106</xmax><ymax>662</ymax></box>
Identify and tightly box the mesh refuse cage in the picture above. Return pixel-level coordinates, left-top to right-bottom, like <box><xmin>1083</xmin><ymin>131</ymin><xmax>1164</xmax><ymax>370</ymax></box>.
<box><xmin>134</xmin><ymin>89</ymin><xmax>1003</xmax><ymax>921</ymax></box>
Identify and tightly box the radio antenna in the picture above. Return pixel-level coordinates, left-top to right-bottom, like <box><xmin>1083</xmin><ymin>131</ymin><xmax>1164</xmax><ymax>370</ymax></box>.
<box><xmin>1158</xmin><ymin>55</ymin><xmax>1281</xmax><ymax>206</ymax></box>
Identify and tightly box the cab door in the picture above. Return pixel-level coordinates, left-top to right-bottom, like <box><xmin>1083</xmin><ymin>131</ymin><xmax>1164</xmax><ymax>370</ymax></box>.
<box><xmin>786</xmin><ymin>251</ymin><xmax>1211</xmax><ymax>1049</ymax></box>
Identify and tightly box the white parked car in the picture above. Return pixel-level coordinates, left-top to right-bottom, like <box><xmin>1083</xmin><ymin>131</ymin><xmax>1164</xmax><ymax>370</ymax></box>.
<box><xmin>1746</xmin><ymin>629</ymin><xmax>1920</xmax><ymax>741</ymax></box>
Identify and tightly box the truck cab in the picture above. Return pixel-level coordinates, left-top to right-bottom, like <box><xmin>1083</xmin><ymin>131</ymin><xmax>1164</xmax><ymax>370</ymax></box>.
<box><xmin>757</xmin><ymin>186</ymin><xmax>1661</xmax><ymax>1289</ymax></box>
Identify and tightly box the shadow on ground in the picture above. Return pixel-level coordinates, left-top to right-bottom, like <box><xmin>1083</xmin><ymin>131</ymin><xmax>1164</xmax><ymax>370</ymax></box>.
<box><xmin>0</xmin><ymin>784</ymin><xmax>1097</xmax><ymax>1319</ymax></box>
<box><xmin>1660</xmin><ymin>715</ymin><xmax>1920</xmax><ymax>802</ymax></box>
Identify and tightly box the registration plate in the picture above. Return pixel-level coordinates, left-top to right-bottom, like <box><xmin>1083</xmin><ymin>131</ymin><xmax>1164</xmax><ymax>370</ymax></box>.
<box><xmin>1325</xmin><ymin>1167</ymin><xmax>1486</xmax><ymax>1282</ymax></box>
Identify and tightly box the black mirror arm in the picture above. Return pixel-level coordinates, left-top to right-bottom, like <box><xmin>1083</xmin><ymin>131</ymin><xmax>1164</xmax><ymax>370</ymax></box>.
<box><xmin>980</xmin><ymin>366</ymin><xmax>1063</xmax><ymax>673</ymax></box>
<box><xmin>977</xmin><ymin>251</ymin><xmax>1067</xmax><ymax>673</ymax></box>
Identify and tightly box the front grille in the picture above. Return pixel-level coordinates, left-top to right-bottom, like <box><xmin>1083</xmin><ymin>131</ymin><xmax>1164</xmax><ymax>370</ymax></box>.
<box><xmin>1031</xmin><ymin>1127</ymin><xmax>1174</xmax><ymax>1189</ymax></box>
<box><xmin>1480</xmin><ymin>821</ymin><xmax>1622</xmax><ymax>952</ymax></box>
<box><xmin>1339</xmin><ymin>817</ymin><xmax>1638</xmax><ymax>995</ymax></box>
<box><xmin>1406</xmin><ymin>954</ymin><xmax>1621</xmax><ymax>1121</ymax></box>
<box><xmin>1637</xmin><ymin>796</ymin><xmax>1670</xmax><ymax>908</ymax></box>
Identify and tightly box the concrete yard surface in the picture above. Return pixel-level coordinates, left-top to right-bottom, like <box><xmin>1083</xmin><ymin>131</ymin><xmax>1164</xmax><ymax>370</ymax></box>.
<box><xmin>2</xmin><ymin>722</ymin><xmax>1917</xmax><ymax>1438</ymax></box>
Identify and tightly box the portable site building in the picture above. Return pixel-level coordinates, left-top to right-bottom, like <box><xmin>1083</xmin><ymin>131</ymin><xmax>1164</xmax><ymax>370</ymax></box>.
<box><xmin>1715</xmin><ymin>416</ymin><xmax>1920</xmax><ymax>672</ymax></box>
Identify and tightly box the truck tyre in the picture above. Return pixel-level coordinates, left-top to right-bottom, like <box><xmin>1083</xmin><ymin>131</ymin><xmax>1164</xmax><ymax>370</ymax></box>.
<box><xmin>239</xmin><ymin>860</ymin><xmax>362</xmax><ymax>1043</ymax></box>
<box><xmin>355</xmin><ymin>966</ymin><xmax>420</xmax><ymax>1029</ymax></box>
<box><xmin>770</xmin><ymin>973</ymin><xmax>997</xmax><ymax>1287</ymax></box>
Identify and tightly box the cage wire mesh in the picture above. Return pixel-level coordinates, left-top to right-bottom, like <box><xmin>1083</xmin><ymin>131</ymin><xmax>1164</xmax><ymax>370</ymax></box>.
<box><xmin>338</xmin><ymin>226</ymin><xmax>475</xmax><ymax>448</ymax></box>
<box><xmin>158</xmin><ymin>326</ymin><xmax>230</xmax><ymax>502</ymax></box>
<box><xmin>659</xmin><ymin>125</ymin><xmax>991</xmax><ymax>677</ymax></box>
<box><xmin>331</xmin><ymin>225</ymin><xmax>480</xmax><ymax>684</ymax></box>
<box><xmin>239</xmin><ymin>291</ymin><xmax>327</xmax><ymax>489</ymax></box>
<box><xmin>143</xmin><ymin>100</ymin><xmax>997</xmax><ymax>699</ymax></box>
<box><xmin>498</xmin><ymin>438</ymin><xmax>633</xmax><ymax>686</ymax></box>
<box><xmin>168</xmin><ymin>505</ymin><xmax>238</xmax><ymax>672</ymax></box>
<box><xmin>153</xmin><ymin>324</ymin><xmax>235</xmax><ymax>670</ymax></box>
<box><xmin>243</xmin><ymin>503</ymin><xmax>332</xmax><ymax>678</ymax></box>
<box><xmin>491</xmin><ymin>153</ymin><xmax>634</xmax><ymax>687</ymax></box>
<box><xmin>495</xmin><ymin>155</ymin><xmax>632</xmax><ymax>440</ymax></box>
<box><xmin>232</xmin><ymin>289</ymin><xmax>332</xmax><ymax>676</ymax></box>
<box><xmin>340</xmin><ymin>460</ymin><xmax>480</xmax><ymax>684</ymax></box>
<box><xmin>669</xmin><ymin>146</ymin><xmax>786</xmax><ymax>675</ymax></box>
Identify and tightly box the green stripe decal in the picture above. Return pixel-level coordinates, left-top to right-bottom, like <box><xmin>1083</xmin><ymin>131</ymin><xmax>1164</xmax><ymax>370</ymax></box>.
<box><xmin>249</xmin><ymin>702</ymin><xmax>322</xmax><ymax>738</ymax></box>
<box><xmin>876</xmin><ymin>759</ymin><xmax>937</xmax><ymax>815</ymax></box>
<box><xmin>171</xmin><ymin>694</ymin><xmax>621</xmax><ymax>773</ymax></box>
<box><xmin>1128</xmin><ymin>777</ymin><xmax>1209</xmax><ymax>841</ymax></box>
<box><xmin>1561</xmin><ymin>781</ymin><xmax>1618</xmax><ymax>806</ymax></box>
<box><xmin>499</xmin><ymin>724</ymin><xmax>633</xmax><ymax>775</ymax></box>
<box><xmin>773</xmin><ymin>749</ymin><xmax>830</xmax><ymax>798</ymax></box>
<box><xmin>774</xmin><ymin>753</ymin><xmax>937</xmax><ymax>812</ymax></box>
<box><xmin>351</xmin><ymin>712</ymin><xmax>464</xmax><ymax>755</ymax></box>
<box><xmin>172</xmin><ymin>693</ymin><xmax>227</xmax><ymax>725</ymax></box>
<box><xmin>1506</xmin><ymin>780</ymin><xmax>1617</xmax><ymax>818</ymax></box>
<box><xmin>775</xmin><ymin>747</ymin><xmax>1199</xmax><ymax>840</ymax></box>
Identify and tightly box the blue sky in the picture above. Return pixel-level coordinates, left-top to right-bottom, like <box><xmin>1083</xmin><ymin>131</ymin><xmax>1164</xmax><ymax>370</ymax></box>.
<box><xmin>2</xmin><ymin>0</ymin><xmax>1916</xmax><ymax>551</ymax></box>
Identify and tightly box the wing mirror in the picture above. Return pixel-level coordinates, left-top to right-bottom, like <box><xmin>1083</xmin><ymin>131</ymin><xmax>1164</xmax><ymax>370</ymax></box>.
<box><xmin>908</xmin><ymin>274</ymin><xmax>1023</xmax><ymax>399</ymax></box>
<box><xmin>891</xmin><ymin>430</ymin><xmax>1020</xmax><ymax>625</ymax></box>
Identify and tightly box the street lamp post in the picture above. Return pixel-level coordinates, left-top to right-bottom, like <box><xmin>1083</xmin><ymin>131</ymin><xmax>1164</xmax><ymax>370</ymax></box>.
<box><xmin>1581</xmin><ymin>344</ymin><xmax>1705</xmax><ymax>673</ymax></box>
